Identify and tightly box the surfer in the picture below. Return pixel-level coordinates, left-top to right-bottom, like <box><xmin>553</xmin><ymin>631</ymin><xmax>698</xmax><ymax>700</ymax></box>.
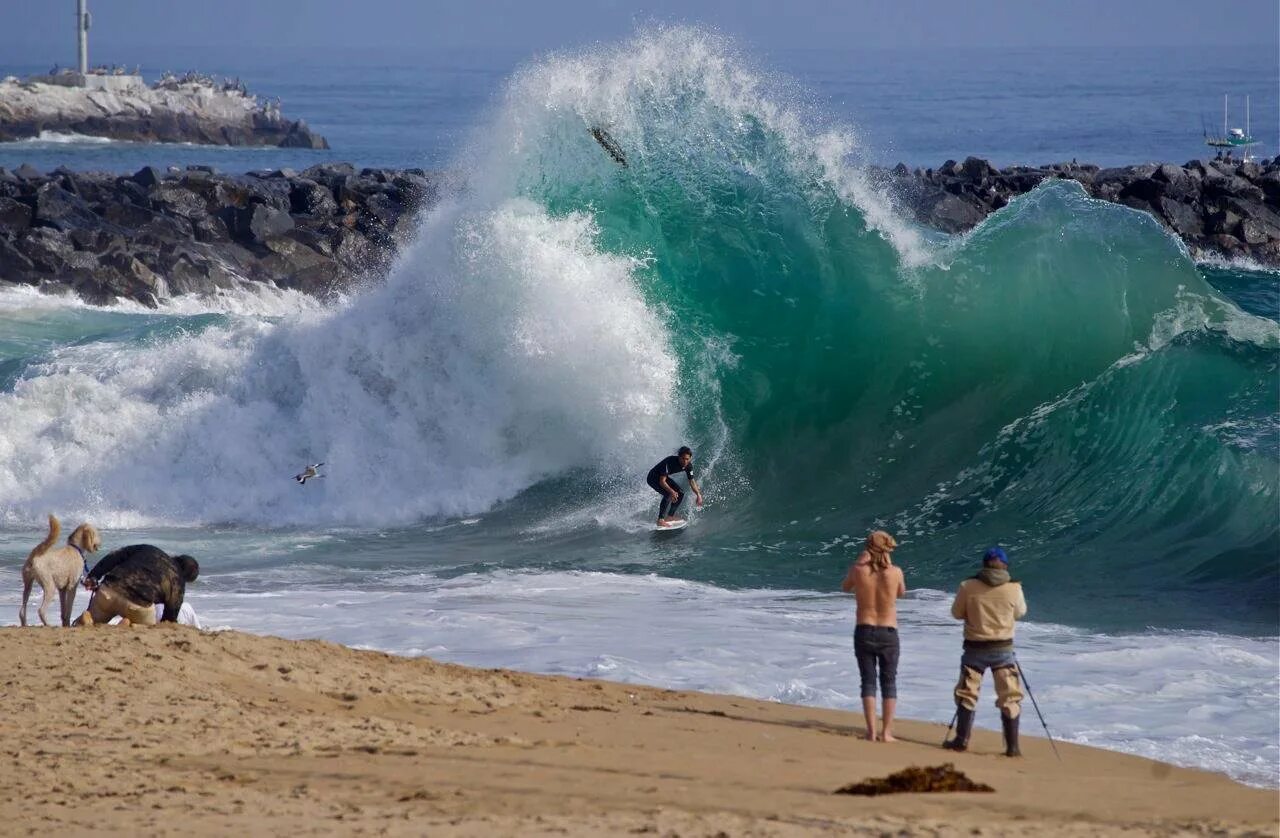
<box><xmin>840</xmin><ymin>531</ymin><xmax>906</xmax><ymax>742</ymax></box>
<box><xmin>646</xmin><ymin>446</ymin><xmax>703</xmax><ymax>526</ymax></box>
<box><xmin>942</xmin><ymin>546</ymin><xmax>1027</xmax><ymax>757</ymax></box>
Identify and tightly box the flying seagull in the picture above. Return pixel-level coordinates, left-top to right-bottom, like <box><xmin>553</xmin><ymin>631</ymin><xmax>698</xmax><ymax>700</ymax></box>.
<box><xmin>295</xmin><ymin>463</ymin><xmax>324</xmax><ymax>484</ymax></box>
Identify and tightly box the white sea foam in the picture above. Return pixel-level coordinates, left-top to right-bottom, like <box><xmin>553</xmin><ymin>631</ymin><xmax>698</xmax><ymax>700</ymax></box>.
<box><xmin>0</xmin><ymin>563</ymin><xmax>1269</xmax><ymax>788</ymax></box>
<box><xmin>30</xmin><ymin>130</ymin><xmax>116</xmax><ymax>144</ymax></box>
<box><xmin>0</xmin><ymin>28</ymin><xmax>950</xmax><ymax>528</ymax></box>
<box><xmin>1196</xmin><ymin>251</ymin><xmax>1280</xmax><ymax>275</ymax></box>
<box><xmin>0</xmin><ymin>193</ymin><xmax>679</xmax><ymax>527</ymax></box>
<box><xmin>0</xmin><ymin>281</ymin><xmax>326</xmax><ymax>319</ymax></box>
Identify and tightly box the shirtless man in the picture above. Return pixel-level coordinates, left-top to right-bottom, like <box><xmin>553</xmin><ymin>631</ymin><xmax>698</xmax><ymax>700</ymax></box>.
<box><xmin>840</xmin><ymin>530</ymin><xmax>906</xmax><ymax>741</ymax></box>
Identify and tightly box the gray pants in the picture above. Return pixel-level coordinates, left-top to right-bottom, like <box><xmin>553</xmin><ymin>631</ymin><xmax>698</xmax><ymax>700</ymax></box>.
<box><xmin>854</xmin><ymin>625</ymin><xmax>900</xmax><ymax>699</ymax></box>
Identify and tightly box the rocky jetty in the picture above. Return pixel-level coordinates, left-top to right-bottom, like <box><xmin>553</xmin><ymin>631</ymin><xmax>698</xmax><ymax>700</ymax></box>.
<box><xmin>889</xmin><ymin>156</ymin><xmax>1280</xmax><ymax>265</ymax></box>
<box><xmin>1</xmin><ymin>155</ymin><xmax>1275</xmax><ymax>309</ymax></box>
<box><xmin>0</xmin><ymin>72</ymin><xmax>327</xmax><ymax>149</ymax></box>
<box><xmin>0</xmin><ymin>163</ymin><xmax>433</xmax><ymax>306</ymax></box>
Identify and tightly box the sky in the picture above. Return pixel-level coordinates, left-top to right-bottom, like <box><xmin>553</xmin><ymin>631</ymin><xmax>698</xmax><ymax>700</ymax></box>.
<box><xmin>1</xmin><ymin>0</ymin><xmax>1276</xmax><ymax>60</ymax></box>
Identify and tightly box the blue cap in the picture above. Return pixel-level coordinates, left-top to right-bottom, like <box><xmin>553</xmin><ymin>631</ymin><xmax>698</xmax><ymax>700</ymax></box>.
<box><xmin>983</xmin><ymin>546</ymin><xmax>1009</xmax><ymax>565</ymax></box>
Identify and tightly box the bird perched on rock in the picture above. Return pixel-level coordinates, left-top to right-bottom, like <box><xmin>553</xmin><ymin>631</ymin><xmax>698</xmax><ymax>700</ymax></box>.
<box><xmin>295</xmin><ymin>463</ymin><xmax>324</xmax><ymax>484</ymax></box>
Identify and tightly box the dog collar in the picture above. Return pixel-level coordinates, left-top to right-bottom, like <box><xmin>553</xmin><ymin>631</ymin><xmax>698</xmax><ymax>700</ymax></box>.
<box><xmin>72</xmin><ymin>544</ymin><xmax>88</xmax><ymax>580</ymax></box>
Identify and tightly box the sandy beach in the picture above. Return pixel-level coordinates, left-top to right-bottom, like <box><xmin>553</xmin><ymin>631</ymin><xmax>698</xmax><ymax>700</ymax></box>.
<box><xmin>0</xmin><ymin>625</ymin><xmax>1272</xmax><ymax>836</ymax></box>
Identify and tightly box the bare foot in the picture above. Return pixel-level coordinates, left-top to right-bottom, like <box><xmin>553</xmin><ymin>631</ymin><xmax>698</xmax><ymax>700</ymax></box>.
<box><xmin>863</xmin><ymin>732</ymin><xmax>876</xmax><ymax>742</ymax></box>
<box><xmin>881</xmin><ymin>732</ymin><xmax>898</xmax><ymax>742</ymax></box>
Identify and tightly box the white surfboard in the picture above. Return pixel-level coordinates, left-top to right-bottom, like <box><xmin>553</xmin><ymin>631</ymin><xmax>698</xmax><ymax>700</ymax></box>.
<box><xmin>654</xmin><ymin>519</ymin><xmax>688</xmax><ymax>531</ymax></box>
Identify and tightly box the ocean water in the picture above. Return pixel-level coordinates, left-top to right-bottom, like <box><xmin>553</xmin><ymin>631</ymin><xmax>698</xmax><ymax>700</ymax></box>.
<box><xmin>0</xmin><ymin>30</ymin><xmax>1277</xmax><ymax>787</ymax></box>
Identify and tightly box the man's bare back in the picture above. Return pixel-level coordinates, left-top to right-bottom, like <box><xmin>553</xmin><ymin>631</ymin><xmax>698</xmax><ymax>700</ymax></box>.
<box><xmin>841</xmin><ymin>553</ymin><xmax>906</xmax><ymax>626</ymax></box>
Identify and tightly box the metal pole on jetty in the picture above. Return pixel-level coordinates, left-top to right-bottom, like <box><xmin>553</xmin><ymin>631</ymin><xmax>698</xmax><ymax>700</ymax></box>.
<box><xmin>76</xmin><ymin>0</ymin><xmax>90</xmax><ymax>75</ymax></box>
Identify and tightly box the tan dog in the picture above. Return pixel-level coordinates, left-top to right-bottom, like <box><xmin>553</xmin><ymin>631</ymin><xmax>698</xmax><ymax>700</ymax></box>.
<box><xmin>20</xmin><ymin>514</ymin><xmax>102</xmax><ymax>627</ymax></box>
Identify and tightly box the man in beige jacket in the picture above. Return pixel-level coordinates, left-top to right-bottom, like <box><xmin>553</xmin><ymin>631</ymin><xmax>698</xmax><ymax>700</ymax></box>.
<box><xmin>942</xmin><ymin>546</ymin><xmax>1027</xmax><ymax>756</ymax></box>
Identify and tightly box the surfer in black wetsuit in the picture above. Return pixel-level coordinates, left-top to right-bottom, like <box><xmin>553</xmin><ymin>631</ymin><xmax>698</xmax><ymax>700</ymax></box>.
<box><xmin>646</xmin><ymin>446</ymin><xmax>704</xmax><ymax>526</ymax></box>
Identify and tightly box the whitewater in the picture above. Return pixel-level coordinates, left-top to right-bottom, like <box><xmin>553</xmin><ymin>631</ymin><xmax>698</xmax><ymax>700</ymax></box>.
<box><xmin>0</xmin><ymin>29</ymin><xmax>1275</xmax><ymax>787</ymax></box>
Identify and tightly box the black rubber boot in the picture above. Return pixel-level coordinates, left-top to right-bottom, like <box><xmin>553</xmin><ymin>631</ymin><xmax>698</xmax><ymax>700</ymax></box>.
<box><xmin>943</xmin><ymin>706</ymin><xmax>974</xmax><ymax>751</ymax></box>
<box><xmin>1002</xmin><ymin>714</ymin><xmax>1021</xmax><ymax>757</ymax></box>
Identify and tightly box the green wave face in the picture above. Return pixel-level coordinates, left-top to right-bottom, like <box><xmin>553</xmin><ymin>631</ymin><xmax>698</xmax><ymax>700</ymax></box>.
<box><xmin>485</xmin><ymin>29</ymin><xmax>1278</xmax><ymax>629</ymax></box>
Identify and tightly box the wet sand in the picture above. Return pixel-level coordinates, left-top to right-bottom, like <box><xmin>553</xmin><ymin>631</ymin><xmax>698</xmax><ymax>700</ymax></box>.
<box><xmin>1</xmin><ymin>626</ymin><xmax>1273</xmax><ymax>836</ymax></box>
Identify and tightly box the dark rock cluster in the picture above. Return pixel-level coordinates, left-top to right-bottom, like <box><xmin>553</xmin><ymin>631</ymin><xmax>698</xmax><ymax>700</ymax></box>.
<box><xmin>0</xmin><ymin>163</ymin><xmax>436</xmax><ymax>306</ymax></box>
<box><xmin>889</xmin><ymin>156</ymin><xmax>1280</xmax><ymax>266</ymax></box>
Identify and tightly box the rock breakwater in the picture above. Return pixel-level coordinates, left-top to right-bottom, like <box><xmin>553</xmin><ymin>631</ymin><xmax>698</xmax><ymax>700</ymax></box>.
<box><xmin>0</xmin><ymin>163</ymin><xmax>433</xmax><ymax>306</ymax></box>
<box><xmin>890</xmin><ymin>156</ymin><xmax>1280</xmax><ymax>266</ymax></box>
<box><xmin>0</xmin><ymin>155</ymin><xmax>1275</xmax><ymax>309</ymax></box>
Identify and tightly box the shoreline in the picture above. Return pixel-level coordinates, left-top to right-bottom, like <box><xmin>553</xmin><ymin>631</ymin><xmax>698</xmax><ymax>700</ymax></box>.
<box><xmin>0</xmin><ymin>625</ymin><xmax>1273</xmax><ymax>836</ymax></box>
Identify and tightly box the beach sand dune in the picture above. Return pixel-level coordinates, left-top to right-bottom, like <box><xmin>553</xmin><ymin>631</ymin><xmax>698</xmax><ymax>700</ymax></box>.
<box><xmin>0</xmin><ymin>626</ymin><xmax>1272</xmax><ymax>836</ymax></box>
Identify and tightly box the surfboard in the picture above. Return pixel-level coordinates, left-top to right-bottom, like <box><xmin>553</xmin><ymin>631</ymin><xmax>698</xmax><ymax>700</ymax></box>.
<box><xmin>654</xmin><ymin>519</ymin><xmax>688</xmax><ymax>531</ymax></box>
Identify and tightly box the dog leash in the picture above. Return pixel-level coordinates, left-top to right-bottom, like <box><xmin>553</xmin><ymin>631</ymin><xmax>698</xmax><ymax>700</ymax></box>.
<box><xmin>72</xmin><ymin>543</ymin><xmax>90</xmax><ymax>584</ymax></box>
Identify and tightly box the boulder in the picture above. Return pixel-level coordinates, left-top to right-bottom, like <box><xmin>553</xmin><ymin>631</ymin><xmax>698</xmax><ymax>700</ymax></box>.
<box><xmin>1156</xmin><ymin>197</ymin><xmax>1204</xmax><ymax>238</ymax></box>
<box><xmin>279</xmin><ymin>121</ymin><xmax>329</xmax><ymax>149</ymax></box>
<box><xmin>1255</xmin><ymin>169</ymin><xmax>1280</xmax><ymax>202</ymax></box>
<box><xmin>1208</xmin><ymin>233</ymin><xmax>1244</xmax><ymax>255</ymax></box>
<box><xmin>1118</xmin><ymin>178</ymin><xmax>1165</xmax><ymax>203</ymax></box>
<box><xmin>260</xmin><ymin>236</ymin><xmax>335</xmax><ymax>293</ymax></box>
<box><xmin>151</xmin><ymin>184</ymin><xmax>209</xmax><ymax>220</ymax></box>
<box><xmin>16</xmin><ymin>227</ymin><xmax>74</xmax><ymax>273</ymax></box>
<box><xmin>1152</xmin><ymin>164</ymin><xmax>1198</xmax><ymax>200</ymax></box>
<box><xmin>1239</xmin><ymin>217</ymin><xmax>1272</xmax><ymax>245</ymax></box>
<box><xmin>1203</xmin><ymin>172</ymin><xmax>1264</xmax><ymax>202</ymax></box>
<box><xmin>157</xmin><ymin>248</ymin><xmax>243</xmax><ymax>295</ymax></box>
<box><xmin>0</xmin><ymin>196</ymin><xmax>33</xmax><ymax>231</ymax></box>
<box><xmin>239</xmin><ymin>177</ymin><xmax>292</xmax><ymax>212</ymax></box>
<box><xmin>98</xmin><ymin>250</ymin><xmax>161</xmax><ymax>292</ymax></box>
<box><xmin>134</xmin><ymin>213</ymin><xmax>194</xmax><ymax>246</ymax></box>
<box><xmin>289</xmin><ymin>179</ymin><xmax>339</xmax><ymax>216</ymax></box>
<box><xmin>99</xmin><ymin>201</ymin><xmax>164</xmax><ymax>229</ymax></box>
<box><xmin>362</xmin><ymin>192</ymin><xmax>402</xmax><ymax>227</ymax></box>
<box><xmin>1223</xmin><ymin>198</ymin><xmax>1280</xmax><ymax>242</ymax></box>
<box><xmin>131</xmin><ymin>166</ymin><xmax>164</xmax><ymax>189</ymax></box>
<box><xmin>14</xmin><ymin>163</ymin><xmax>41</xmax><ymax>181</ymax></box>
<box><xmin>192</xmin><ymin>214</ymin><xmax>230</xmax><ymax>243</ymax></box>
<box><xmin>300</xmin><ymin>162</ymin><xmax>356</xmax><ymax>186</ymax></box>
<box><xmin>33</xmin><ymin>184</ymin><xmax>100</xmax><ymax>231</ymax></box>
<box><xmin>1207</xmin><ymin>208</ymin><xmax>1243</xmax><ymax>237</ymax></box>
<box><xmin>961</xmin><ymin>157</ymin><xmax>997</xmax><ymax>182</ymax></box>
<box><xmin>0</xmin><ymin>236</ymin><xmax>36</xmax><ymax>282</ymax></box>
<box><xmin>392</xmin><ymin>172</ymin><xmax>434</xmax><ymax>205</ymax></box>
<box><xmin>1234</xmin><ymin>162</ymin><xmax>1262</xmax><ymax>181</ymax></box>
<box><xmin>112</xmin><ymin>177</ymin><xmax>151</xmax><ymax>206</ymax></box>
<box><xmin>232</xmin><ymin>203</ymin><xmax>294</xmax><ymax>244</ymax></box>
<box><xmin>996</xmin><ymin>172</ymin><xmax>1046</xmax><ymax>193</ymax></box>
<box><xmin>921</xmin><ymin>191</ymin><xmax>987</xmax><ymax>233</ymax></box>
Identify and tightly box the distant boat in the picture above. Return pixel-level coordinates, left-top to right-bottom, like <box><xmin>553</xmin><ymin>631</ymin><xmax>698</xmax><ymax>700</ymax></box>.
<box><xmin>1204</xmin><ymin>94</ymin><xmax>1259</xmax><ymax>162</ymax></box>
